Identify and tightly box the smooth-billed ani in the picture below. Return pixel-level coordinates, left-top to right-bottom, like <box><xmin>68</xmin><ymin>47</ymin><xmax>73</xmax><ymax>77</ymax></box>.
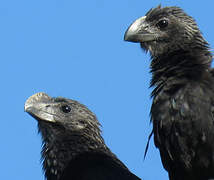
<box><xmin>25</xmin><ymin>92</ymin><xmax>141</xmax><ymax>180</ymax></box>
<box><xmin>124</xmin><ymin>5</ymin><xmax>214</xmax><ymax>180</ymax></box>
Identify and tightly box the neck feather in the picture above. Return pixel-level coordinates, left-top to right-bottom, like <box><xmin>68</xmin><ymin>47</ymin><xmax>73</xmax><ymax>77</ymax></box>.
<box><xmin>150</xmin><ymin>49</ymin><xmax>212</xmax><ymax>97</ymax></box>
<box><xmin>38</xmin><ymin>122</ymin><xmax>109</xmax><ymax>180</ymax></box>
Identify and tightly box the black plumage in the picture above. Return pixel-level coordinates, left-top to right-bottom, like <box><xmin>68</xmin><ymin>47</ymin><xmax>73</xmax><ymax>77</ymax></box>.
<box><xmin>24</xmin><ymin>92</ymin><xmax>141</xmax><ymax>180</ymax></box>
<box><xmin>124</xmin><ymin>5</ymin><xmax>214</xmax><ymax>180</ymax></box>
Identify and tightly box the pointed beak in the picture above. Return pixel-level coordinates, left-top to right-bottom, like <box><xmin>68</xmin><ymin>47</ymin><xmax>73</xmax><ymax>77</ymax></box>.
<box><xmin>124</xmin><ymin>16</ymin><xmax>157</xmax><ymax>43</ymax></box>
<box><xmin>25</xmin><ymin>92</ymin><xmax>56</xmax><ymax>122</ymax></box>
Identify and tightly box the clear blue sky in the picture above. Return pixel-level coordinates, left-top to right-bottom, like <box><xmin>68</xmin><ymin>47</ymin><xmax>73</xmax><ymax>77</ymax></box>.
<box><xmin>1</xmin><ymin>0</ymin><xmax>214</xmax><ymax>179</ymax></box>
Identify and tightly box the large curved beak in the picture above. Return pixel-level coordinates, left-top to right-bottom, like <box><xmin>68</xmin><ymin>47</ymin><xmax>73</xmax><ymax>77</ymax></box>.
<box><xmin>124</xmin><ymin>16</ymin><xmax>157</xmax><ymax>43</ymax></box>
<box><xmin>25</xmin><ymin>92</ymin><xmax>56</xmax><ymax>122</ymax></box>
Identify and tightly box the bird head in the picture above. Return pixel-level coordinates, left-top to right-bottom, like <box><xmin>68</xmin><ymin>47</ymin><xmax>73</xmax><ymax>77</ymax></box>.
<box><xmin>25</xmin><ymin>92</ymin><xmax>101</xmax><ymax>137</ymax></box>
<box><xmin>124</xmin><ymin>5</ymin><xmax>208</xmax><ymax>58</ymax></box>
<box><xmin>25</xmin><ymin>93</ymin><xmax>107</xmax><ymax>179</ymax></box>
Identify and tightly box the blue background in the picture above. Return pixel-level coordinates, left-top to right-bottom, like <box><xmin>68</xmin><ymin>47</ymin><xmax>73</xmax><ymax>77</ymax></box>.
<box><xmin>1</xmin><ymin>0</ymin><xmax>214</xmax><ymax>179</ymax></box>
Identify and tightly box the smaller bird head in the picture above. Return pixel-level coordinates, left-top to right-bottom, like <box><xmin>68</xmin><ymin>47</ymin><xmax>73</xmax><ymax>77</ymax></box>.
<box><xmin>25</xmin><ymin>92</ymin><xmax>101</xmax><ymax>135</ymax></box>
<box><xmin>25</xmin><ymin>93</ymin><xmax>107</xmax><ymax>179</ymax></box>
<box><xmin>124</xmin><ymin>5</ymin><xmax>207</xmax><ymax>57</ymax></box>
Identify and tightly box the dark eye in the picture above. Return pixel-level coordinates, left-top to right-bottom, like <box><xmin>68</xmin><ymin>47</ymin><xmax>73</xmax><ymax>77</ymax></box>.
<box><xmin>157</xmin><ymin>19</ymin><xmax>168</xmax><ymax>29</ymax></box>
<box><xmin>61</xmin><ymin>105</ymin><xmax>71</xmax><ymax>113</ymax></box>
<box><xmin>79</xmin><ymin>120</ymin><xmax>85</xmax><ymax>125</ymax></box>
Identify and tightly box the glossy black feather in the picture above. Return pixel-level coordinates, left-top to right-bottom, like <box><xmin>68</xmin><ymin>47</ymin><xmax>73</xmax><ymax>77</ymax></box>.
<box><xmin>60</xmin><ymin>152</ymin><xmax>140</xmax><ymax>180</ymax></box>
<box><xmin>146</xmin><ymin>7</ymin><xmax>214</xmax><ymax>180</ymax></box>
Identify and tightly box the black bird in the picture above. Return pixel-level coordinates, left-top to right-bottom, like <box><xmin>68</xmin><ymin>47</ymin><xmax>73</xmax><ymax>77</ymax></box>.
<box><xmin>25</xmin><ymin>92</ymin><xmax>141</xmax><ymax>180</ymax></box>
<box><xmin>124</xmin><ymin>5</ymin><xmax>214</xmax><ymax>180</ymax></box>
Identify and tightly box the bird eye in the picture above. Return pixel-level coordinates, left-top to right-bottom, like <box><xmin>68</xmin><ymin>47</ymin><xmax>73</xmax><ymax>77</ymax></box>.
<box><xmin>157</xmin><ymin>19</ymin><xmax>168</xmax><ymax>29</ymax></box>
<box><xmin>61</xmin><ymin>105</ymin><xmax>71</xmax><ymax>113</ymax></box>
